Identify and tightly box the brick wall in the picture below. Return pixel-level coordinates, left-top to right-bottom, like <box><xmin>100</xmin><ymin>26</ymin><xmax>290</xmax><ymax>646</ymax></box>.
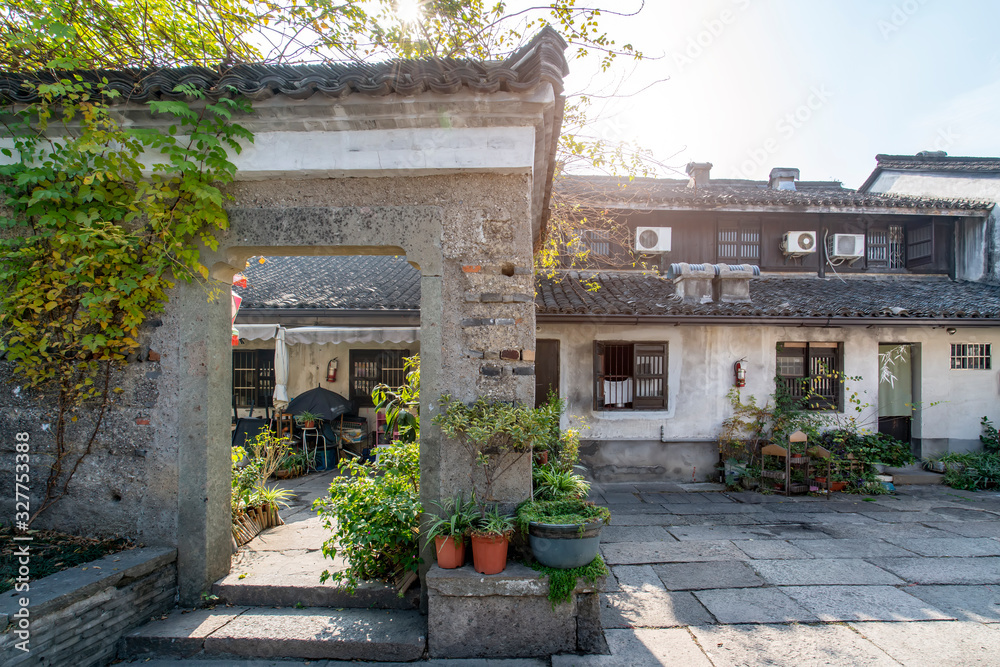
<box><xmin>0</xmin><ymin>547</ymin><xmax>176</xmax><ymax>667</ymax></box>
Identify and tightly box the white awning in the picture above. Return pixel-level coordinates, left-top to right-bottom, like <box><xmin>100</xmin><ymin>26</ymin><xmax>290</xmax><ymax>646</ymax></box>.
<box><xmin>283</xmin><ymin>326</ymin><xmax>419</xmax><ymax>346</ymax></box>
<box><xmin>234</xmin><ymin>323</ymin><xmax>280</xmax><ymax>341</ymax></box>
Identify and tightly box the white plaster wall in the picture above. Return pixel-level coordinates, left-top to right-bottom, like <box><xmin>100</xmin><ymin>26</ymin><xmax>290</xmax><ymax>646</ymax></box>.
<box><xmin>538</xmin><ymin>321</ymin><xmax>1000</xmax><ymax>449</ymax></box>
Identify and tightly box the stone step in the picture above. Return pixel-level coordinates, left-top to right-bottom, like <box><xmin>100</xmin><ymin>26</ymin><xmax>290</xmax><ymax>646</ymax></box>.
<box><xmin>886</xmin><ymin>465</ymin><xmax>945</xmax><ymax>485</ymax></box>
<box><xmin>212</xmin><ymin>575</ymin><xmax>420</xmax><ymax>610</ymax></box>
<box><xmin>122</xmin><ymin>606</ymin><xmax>426</xmax><ymax>662</ymax></box>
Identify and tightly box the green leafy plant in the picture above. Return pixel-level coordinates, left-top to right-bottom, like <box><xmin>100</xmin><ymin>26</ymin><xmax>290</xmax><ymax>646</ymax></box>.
<box><xmin>528</xmin><ymin>555</ymin><xmax>607</xmax><ymax>607</ymax></box>
<box><xmin>939</xmin><ymin>451</ymin><xmax>1000</xmax><ymax>491</ymax></box>
<box><xmin>434</xmin><ymin>395</ymin><xmax>546</xmax><ymax>517</ymax></box>
<box><xmin>473</xmin><ymin>505</ymin><xmax>515</xmax><ymax>538</ymax></box>
<box><xmin>532</xmin><ymin>464</ymin><xmax>590</xmax><ymax>501</ymax></box>
<box><xmin>372</xmin><ymin>354</ymin><xmax>420</xmax><ymax>444</ymax></box>
<box><xmin>981</xmin><ymin>416</ymin><xmax>999</xmax><ymax>454</ymax></box>
<box><xmin>425</xmin><ymin>493</ymin><xmax>478</xmax><ymax>546</ymax></box>
<box><xmin>533</xmin><ymin>392</ymin><xmax>584</xmax><ymax>473</ymax></box>
<box><xmin>515</xmin><ymin>498</ymin><xmax>610</xmax><ymax>535</ymax></box>
<box><xmin>295</xmin><ymin>411</ymin><xmax>322</xmax><ymax>426</ymax></box>
<box><xmin>313</xmin><ymin>442</ymin><xmax>421</xmax><ymax>592</ymax></box>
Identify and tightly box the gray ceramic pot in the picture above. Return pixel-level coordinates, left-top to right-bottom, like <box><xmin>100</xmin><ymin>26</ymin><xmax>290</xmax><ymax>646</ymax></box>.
<box><xmin>527</xmin><ymin>518</ymin><xmax>605</xmax><ymax>569</ymax></box>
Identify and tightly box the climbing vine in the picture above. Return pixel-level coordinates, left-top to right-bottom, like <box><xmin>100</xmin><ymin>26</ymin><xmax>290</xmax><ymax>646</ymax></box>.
<box><xmin>0</xmin><ymin>73</ymin><xmax>252</xmax><ymax>522</ymax></box>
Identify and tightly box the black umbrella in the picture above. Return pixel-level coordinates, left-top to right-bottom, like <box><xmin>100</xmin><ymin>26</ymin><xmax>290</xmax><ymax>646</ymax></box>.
<box><xmin>285</xmin><ymin>386</ymin><xmax>356</xmax><ymax>422</ymax></box>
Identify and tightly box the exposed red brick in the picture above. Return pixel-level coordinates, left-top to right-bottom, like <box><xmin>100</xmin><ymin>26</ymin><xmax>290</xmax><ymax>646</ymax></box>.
<box><xmin>461</xmin><ymin>265</ymin><xmax>482</xmax><ymax>273</ymax></box>
<box><xmin>521</xmin><ymin>349</ymin><xmax>536</xmax><ymax>362</ymax></box>
<box><xmin>135</xmin><ymin>418</ymin><xmax>150</xmax><ymax>426</ymax></box>
<box><xmin>146</xmin><ymin>350</ymin><xmax>161</xmax><ymax>362</ymax></box>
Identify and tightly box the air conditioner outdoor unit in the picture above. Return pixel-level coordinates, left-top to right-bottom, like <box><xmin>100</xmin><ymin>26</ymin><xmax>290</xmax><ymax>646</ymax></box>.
<box><xmin>781</xmin><ymin>231</ymin><xmax>817</xmax><ymax>255</ymax></box>
<box><xmin>635</xmin><ymin>226</ymin><xmax>672</xmax><ymax>253</ymax></box>
<box><xmin>829</xmin><ymin>233</ymin><xmax>865</xmax><ymax>260</ymax></box>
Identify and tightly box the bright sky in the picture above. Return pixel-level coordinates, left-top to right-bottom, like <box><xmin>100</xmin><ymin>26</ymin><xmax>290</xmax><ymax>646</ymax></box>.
<box><xmin>563</xmin><ymin>0</ymin><xmax>1000</xmax><ymax>187</ymax></box>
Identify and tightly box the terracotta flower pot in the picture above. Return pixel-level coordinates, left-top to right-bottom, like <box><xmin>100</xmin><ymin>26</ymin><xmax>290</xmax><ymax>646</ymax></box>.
<box><xmin>534</xmin><ymin>450</ymin><xmax>549</xmax><ymax>466</ymax></box>
<box><xmin>434</xmin><ymin>535</ymin><xmax>466</xmax><ymax>569</ymax></box>
<box><xmin>470</xmin><ymin>533</ymin><xmax>509</xmax><ymax>575</ymax></box>
<box><xmin>830</xmin><ymin>481</ymin><xmax>847</xmax><ymax>492</ymax></box>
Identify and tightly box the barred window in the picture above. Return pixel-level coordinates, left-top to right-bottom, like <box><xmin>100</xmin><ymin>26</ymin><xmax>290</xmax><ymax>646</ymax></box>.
<box><xmin>349</xmin><ymin>349</ymin><xmax>410</xmax><ymax>407</ymax></box>
<box><xmin>951</xmin><ymin>343</ymin><xmax>992</xmax><ymax>370</ymax></box>
<box><xmin>718</xmin><ymin>220</ymin><xmax>760</xmax><ymax>263</ymax></box>
<box><xmin>594</xmin><ymin>342</ymin><xmax>668</xmax><ymax>410</ymax></box>
<box><xmin>233</xmin><ymin>349</ymin><xmax>275</xmax><ymax>410</ymax></box>
<box><xmin>776</xmin><ymin>342</ymin><xmax>843</xmax><ymax>410</ymax></box>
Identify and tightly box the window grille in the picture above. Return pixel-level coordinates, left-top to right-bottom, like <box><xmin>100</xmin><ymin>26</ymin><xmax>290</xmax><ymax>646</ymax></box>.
<box><xmin>232</xmin><ymin>349</ymin><xmax>275</xmax><ymax>409</ymax></box>
<box><xmin>594</xmin><ymin>342</ymin><xmax>668</xmax><ymax>410</ymax></box>
<box><xmin>718</xmin><ymin>221</ymin><xmax>760</xmax><ymax>263</ymax></box>
<box><xmin>776</xmin><ymin>342</ymin><xmax>843</xmax><ymax>410</ymax></box>
<box><xmin>349</xmin><ymin>349</ymin><xmax>410</xmax><ymax>406</ymax></box>
<box><xmin>951</xmin><ymin>343</ymin><xmax>992</xmax><ymax>370</ymax></box>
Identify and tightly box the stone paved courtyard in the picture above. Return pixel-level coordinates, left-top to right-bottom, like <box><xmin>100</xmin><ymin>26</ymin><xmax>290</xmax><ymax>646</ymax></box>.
<box><xmin>131</xmin><ymin>479</ymin><xmax>1000</xmax><ymax>666</ymax></box>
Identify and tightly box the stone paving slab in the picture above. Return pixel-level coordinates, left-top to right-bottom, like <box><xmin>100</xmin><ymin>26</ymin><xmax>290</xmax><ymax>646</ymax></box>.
<box><xmin>730</xmin><ymin>540</ymin><xmax>815</xmax><ymax>560</ymax></box>
<box><xmin>781</xmin><ymin>585</ymin><xmax>954</xmax><ymax>622</ymax></box>
<box><xmin>603</xmin><ymin>492</ymin><xmax>644</xmax><ymax>504</ymax></box>
<box><xmin>788</xmin><ymin>538</ymin><xmax>915</xmax><ymax>559</ymax></box>
<box><xmin>602</xmin><ymin>540</ymin><xmax>749</xmax><ymax>565</ymax></box>
<box><xmin>749</xmin><ymin>558</ymin><xmax>904</xmax><ymax>586</ymax></box>
<box><xmin>930</xmin><ymin>506</ymin><xmax>1000</xmax><ymax>521</ymax></box>
<box><xmin>690</xmin><ymin>623</ymin><xmax>898</xmax><ymax>666</ymax></box>
<box><xmin>816</xmin><ymin>522</ymin><xmax>958</xmax><ymax>541</ymax></box>
<box><xmin>692</xmin><ymin>588</ymin><xmax>819</xmax><ymax>624</ymax></box>
<box><xmin>652</xmin><ymin>561</ymin><xmax>764</xmax><ymax>591</ymax></box>
<box><xmin>123</xmin><ymin>607</ymin><xmax>250</xmax><ymax>657</ymax></box>
<box><xmin>630</xmin><ymin>482</ymin><xmax>687</xmax><ymax>493</ymax></box>
<box><xmin>856</xmin><ymin>511</ymin><xmax>947</xmax><ymax>523</ymax></box>
<box><xmin>600</xmin><ymin>525</ymin><xmax>675</xmax><ymax>544</ymax></box>
<box><xmin>850</xmin><ymin>621</ymin><xmax>1000</xmax><ymax>666</ymax></box>
<box><xmin>880</xmin><ymin>537</ymin><xmax>1000</xmax><ymax>557</ymax></box>
<box><xmin>552</xmin><ymin>628</ymin><xmax>712</xmax><ymax>667</ymax></box>
<box><xmin>609</xmin><ymin>513</ymin><xmax>691</xmax><ymax>526</ymax></box>
<box><xmin>922</xmin><ymin>521</ymin><xmax>1000</xmax><ymax>538</ymax></box>
<box><xmin>667</xmin><ymin>524</ymin><xmax>831</xmax><ymax>541</ymax></box>
<box><xmin>867</xmin><ymin>557</ymin><xmax>1000</xmax><ymax>584</ymax></box>
<box><xmin>601</xmin><ymin>565</ymin><xmax>714</xmax><ymax>628</ymax></box>
<box><xmin>683</xmin><ymin>513</ymin><xmax>765</xmax><ymax>525</ymax></box>
<box><xmin>904</xmin><ymin>584</ymin><xmax>1000</xmax><ymax>623</ymax></box>
<box><xmin>677</xmin><ymin>482</ymin><xmax>726</xmax><ymax>492</ymax></box>
<box><xmin>603</xmin><ymin>504</ymin><xmax>673</xmax><ymax>515</ymax></box>
<box><xmin>661</xmin><ymin>503</ymin><xmax>766</xmax><ymax>515</ymax></box>
<box><xmin>759</xmin><ymin>512</ymin><xmax>881</xmax><ymax>525</ymax></box>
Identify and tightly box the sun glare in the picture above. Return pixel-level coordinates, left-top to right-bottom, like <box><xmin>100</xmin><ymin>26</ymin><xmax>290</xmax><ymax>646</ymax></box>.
<box><xmin>397</xmin><ymin>0</ymin><xmax>422</xmax><ymax>25</ymax></box>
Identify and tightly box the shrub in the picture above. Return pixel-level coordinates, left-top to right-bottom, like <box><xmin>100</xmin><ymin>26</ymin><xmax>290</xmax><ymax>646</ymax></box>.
<box><xmin>313</xmin><ymin>442</ymin><xmax>421</xmax><ymax>591</ymax></box>
<box><xmin>532</xmin><ymin>464</ymin><xmax>590</xmax><ymax>501</ymax></box>
<box><xmin>940</xmin><ymin>451</ymin><xmax>1000</xmax><ymax>491</ymax></box>
<box><xmin>981</xmin><ymin>416</ymin><xmax>1000</xmax><ymax>454</ymax></box>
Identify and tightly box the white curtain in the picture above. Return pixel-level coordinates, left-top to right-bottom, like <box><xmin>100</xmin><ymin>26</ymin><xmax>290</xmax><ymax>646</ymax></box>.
<box><xmin>283</xmin><ymin>326</ymin><xmax>419</xmax><ymax>346</ymax></box>
<box><xmin>273</xmin><ymin>327</ymin><xmax>290</xmax><ymax>411</ymax></box>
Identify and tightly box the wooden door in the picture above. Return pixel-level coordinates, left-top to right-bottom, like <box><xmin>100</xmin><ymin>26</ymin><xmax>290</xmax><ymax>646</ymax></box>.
<box><xmin>535</xmin><ymin>339</ymin><xmax>560</xmax><ymax>408</ymax></box>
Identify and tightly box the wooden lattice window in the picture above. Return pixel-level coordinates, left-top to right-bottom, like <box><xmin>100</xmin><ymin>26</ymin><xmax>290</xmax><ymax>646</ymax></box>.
<box><xmin>232</xmin><ymin>349</ymin><xmax>275</xmax><ymax>409</ymax></box>
<box><xmin>776</xmin><ymin>342</ymin><xmax>843</xmax><ymax>411</ymax></box>
<box><xmin>718</xmin><ymin>220</ymin><xmax>760</xmax><ymax>263</ymax></box>
<box><xmin>349</xmin><ymin>349</ymin><xmax>410</xmax><ymax>407</ymax></box>
<box><xmin>594</xmin><ymin>342</ymin><xmax>668</xmax><ymax>410</ymax></box>
<box><xmin>906</xmin><ymin>222</ymin><xmax>934</xmax><ymax>267</ymax></box>
<box><xmin>867</xmin><ymin>225</ymin><xmax>904</xmax><ymax>269</ymax></box>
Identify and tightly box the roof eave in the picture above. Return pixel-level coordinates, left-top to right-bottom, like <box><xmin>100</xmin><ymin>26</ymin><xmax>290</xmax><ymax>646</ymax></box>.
<box><xmin>536</xmin><ymin>312</ymin><xmax>1000</xmax><ymax>326</ymax></box>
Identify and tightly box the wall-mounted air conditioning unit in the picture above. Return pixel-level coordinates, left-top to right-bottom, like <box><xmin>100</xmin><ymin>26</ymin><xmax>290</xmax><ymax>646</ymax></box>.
<box><xmin>829</xmin><ymin>233</ymin><xmax>865</xmax><ymax>260</ymax></box>
<box><xmin>635</xmin><ymin>227</ymin><xmax>672</xmax><ymax>253</ymax></box>
<box><xmin>781</xmin><ymin>231</ymin><xmax>817</xmax><ymax>255</ymax></box>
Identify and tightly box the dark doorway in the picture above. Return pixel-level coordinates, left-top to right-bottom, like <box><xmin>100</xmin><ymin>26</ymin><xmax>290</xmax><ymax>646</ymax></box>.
<box><xmin>878</xmin><ymin>343</ymin><xmax>913</xmax><ymax>443</ymax></box>
<box><xmin>535</xmin><ymin>339</ymin><xmax>560</xmax><ymax>408</ymax></box>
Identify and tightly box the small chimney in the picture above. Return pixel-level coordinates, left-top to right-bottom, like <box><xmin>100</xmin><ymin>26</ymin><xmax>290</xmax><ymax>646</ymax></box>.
<box><xmin>768</xmin><ymin>167</ymin><xmax>800</xmax><ymax>191</ymax></box>
<box><xmin>713</xmin><ymin>264</ymin><xmax>760</xmax><ymax>304</ymax></box>
<box><xmin>668</xmin><ymin>263</ymin><xmax>715</xmax><ymax>304</ymax></box>
<box><xmin>686</xmin><ymin>162</ymin><xmax>713</xmax><ymax>189</ymax></box>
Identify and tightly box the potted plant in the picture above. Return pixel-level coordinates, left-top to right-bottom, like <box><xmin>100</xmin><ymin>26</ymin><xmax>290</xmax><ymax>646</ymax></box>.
<box><xmin>516</xmin><ymin>498</ymin><xmax>610</xmax><ymax>569</ymax></box>
<box><xmin>425</xmin><ymin>494</ymin><xmax>477</xmax><ymax>569</ymax></box>
<box><xmin>470</xmin><ymin>505</ymin><xmax>515</xmax><ymax>574</ymax></box>
<box><xmin>296</xmin><ymin>411</ymin><xmax>322</xmax><ymax>429</ymax></box>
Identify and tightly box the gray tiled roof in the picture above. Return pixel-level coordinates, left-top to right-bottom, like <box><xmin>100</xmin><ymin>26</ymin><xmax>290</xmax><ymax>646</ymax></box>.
<box><xmin>235</xmin><ymin>255</ymin><xmax>419</xmax><ymax>310</ymax></box>
<box><xmin>556</xmin><ymin>175</ymin><xmax>994</xmax><ymax>212</ymax></box>
<box><xmin>0</xmin><ymin>28</ymin><xmax>568</xmax><ymax>104</ymax></box>
<box><xmin>874</xmin><ymin>154</ymin><xmax>1000</xmax><ymax>173</ymax></box>
<box><xmin>536</xmin><ymin>271</ymin><xmax>1000</xmax><ymax>320</ymax></box>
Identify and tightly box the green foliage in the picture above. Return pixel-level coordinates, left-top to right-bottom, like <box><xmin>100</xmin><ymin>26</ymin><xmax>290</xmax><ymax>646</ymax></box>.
<box><xmin>313</xmin><ymin>442</ymin><xmax>421</xmax><ymax>591</ymax></box>
<box><xmin>528</xmin><ymin>555</ymin><xmax>607</xmax><ymax>607</ymax></box>
<box><xmin>434</xmin><ymin>395</ymin><xmax>547</xmax><ymax>515</ymax></box>
<box><xmin>532</xmin><ymin>464</ymin><xmax>590</xmax><ymax>501</ymax></box>
<box><xmin>939</xmin><ymin>452</ymin><xmax>1000</xmax><ymax>491</ymax></box>
<box><xmin>981</xmin><ymin>416</ymin><xmax>999</xmax><ymax>454</ymax></box>
<box><xmin>231</xmin><ymin>430</ymin><xmax>292</xmax><ymax>513</ymax></box>
<box><xmin>515</xmin><ymin>498</ymin><xmax>610</xmax><ymax>535</ymax></box>
<box><xmin>533</xmin><ymin>392</ymin><xmax>583</xmax><ymax>473</ymax></box>
<box><xmin>373</xmin><ymin>354</ymin><xmax>420</xmax><ymax>444</ymax></box>
<box><xmin>473</xmin><ymin>504</ymin><xmax>515</xmax><ymax>538</ymax></box>
<box><xmin>424</xmin><ymin>493</ymin><xmax>477</xmax><ymax>544</ymax></box>
<box><xmin>295</xmin><ymin>411</ymin><xmax>323</xmax><ymax>425</ymax></box>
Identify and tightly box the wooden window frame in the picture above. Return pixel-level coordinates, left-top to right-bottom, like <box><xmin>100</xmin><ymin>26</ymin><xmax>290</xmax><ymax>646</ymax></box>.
<box><xmin>776</xmin><ymin>342</ymin><xmax>843</xmax><ymax>411</ymax></box>
<box><xmin>593</xmin><ymin>341</ymin><xmax>668</xmax><ymax>411</ymax></box>
<box><xmin>349</xmin><ymin>349</ymin><xmax>410</xmax><ymax>407</ymax></box>
<box><xmin>951</xmin><ymin>343</ymin><xmax>992</xmax><ymax>370</ymax></box>
<box><xmin>232</xmin><ymin>349</ymin><xmax>275</xmax><ymax>410</ymax></box>
<box><xmin>717</xmin><ymin>219</ymin><xmax>761</xmax><ymax>264</ymax></box>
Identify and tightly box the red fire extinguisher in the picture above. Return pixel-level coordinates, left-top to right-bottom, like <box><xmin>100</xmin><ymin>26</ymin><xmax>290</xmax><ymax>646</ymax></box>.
<box><xmin>734</xmin><ymin>359</ymin><xmax>746</xmax><ymax>388</ymax></box>
<box><xmin>327</xmin><ymin>358</ymin><xmax>339</xmax><ymax>382</ymax></box>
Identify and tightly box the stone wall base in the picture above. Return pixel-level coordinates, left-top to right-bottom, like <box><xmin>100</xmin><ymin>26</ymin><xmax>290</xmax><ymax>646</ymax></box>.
<box><xmin>426</xmin><ymin>562</ymin><xmax>606</xmax><ymax>659</ymax></box>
